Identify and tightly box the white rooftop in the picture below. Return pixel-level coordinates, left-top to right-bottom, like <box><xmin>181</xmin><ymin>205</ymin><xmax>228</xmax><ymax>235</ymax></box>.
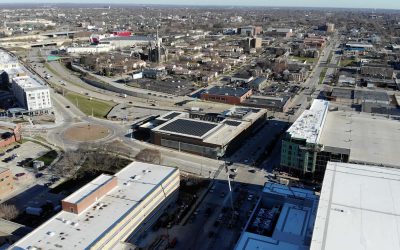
<box><xmin>236</xmin><ymin>183</ymin><xmax>317</xmax><ymax>250</ymax></box>
<box><xmin>263</xmin><ymin>182</ymin><xmax>317</xmax><ymax>200</ymax></box>
<box><xmin>319</xmin><ymin>110</ymin><xmax>400</xmax><ymax>168</ymax></box>
<box><xmin>346</xmin><ymin>43</ymin><xmax>374</xmax><ymax>48</ymax></box>
<box><xmin>12</xmin><ymin>76</ymin><xmax>48</xmax><ymax>90</ymax></box>
<box><xmin>287</xmin><ymin>99</ymin><xmax>329</xmax><ymax>144</ymax></box>
<box><xmin>235</xmin><ymin>232</ymin><xmax>306</xmax><ymax>250</ymax></box>
<box><xmin>311</xmin><ymin>162</ymin><xmax>400</xmax><ymax>250</ymax></box>
<box><xmin>0</xmin><ymin>51</ymin><xmax>18</xmax><ymax>65</ymax></box>
<box><xmin>12</xmin><ymin>162</ymin><xmax>177</xmax><ymax>250</ymax></box>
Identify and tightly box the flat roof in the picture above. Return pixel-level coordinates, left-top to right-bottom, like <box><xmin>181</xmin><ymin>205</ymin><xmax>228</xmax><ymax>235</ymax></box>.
<box><xmin>331</xmin><ymin>88</ymin><xmax>352</xmax><ymax>99</ymax></box>
<box><xmin>235</xmin><ymin>232</ymin><xmax>304</xmax><ymax>250</ymax></box>
<box><xmin>157</xmin><ymin>111</ymin><xmax>187</xmax><ymax>121</ymax></box>
<box><xmin>153</xmin><ymin>117</ymin><xmax>221</xmax><ymax>139</ymax></box>
<box><xmin>12</xmin><ymin>162</ymin><xmax>178</xmax><ymax>250</ymax></box>
<box><xmin>204</xmin><ymin>86</ymin><xmax>251</xmax><ymax>97</ymax></box>
<box><xmin>100</xmin><ymin>35</ymin><xmax>157</xmax><ymax>42</ymax></box>
<box><xmin>12</xmin><ymin>76</ymin><xmax>48</xmax><ymax>91</ymax></box>
<box><xmin>345</xmin><ymin>43</ymin><xmax>374</xmax><ymax>48</ymax></box>
<box><xmin>311</xmin><ymin>162</ymin><xmax>400</xmax><ymax>250</ymax></box>
<box><xmin>236</xmin><ymin>182</ymin><xmax>317</xmax><ymax>250</ymax></box>
<box><xmin>354</xmin><ymin>89</ymin><xmax>389</xmax><ymax>102</ymax></box>
<box><xmin>319</xmin><ymin>110</ymin><xmax>400</xmax><ymax>168</ymax></box>
<box><xmin>263</xmin><ymin>182</ymin><xmax>317</xmax><ymax>200</ymax></box>
<box><xmin>0</xmin><ymin>51</ymin><xmax>18</xmax><ymax>65</ymax></box>
<box><xmin>287</xmin><ymin>99</ymin><xmax>329</xmax><ymax>144</ymax></box>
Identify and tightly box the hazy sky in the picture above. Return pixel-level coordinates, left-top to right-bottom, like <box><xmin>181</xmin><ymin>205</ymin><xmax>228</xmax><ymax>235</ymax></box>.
<box><xmin>2</xmin><ymin>0</ymin><xmax>400</xmax><ymax>9</ymax></box>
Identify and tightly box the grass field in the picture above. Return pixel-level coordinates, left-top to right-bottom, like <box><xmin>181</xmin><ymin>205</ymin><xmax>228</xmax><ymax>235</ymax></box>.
<box><xmin>339</xmin><ymin>59</ymin><xmax>356</xmax><ymax>67</ymax></box>
<box><xmin>36</xmin><ymin>150</ymin><xmax>58</xmax><ymax>166</ymax></box>
<box><xmin>290</xmin><ymin>56</ymin><xmax>318</xmax><ymax>63</ymax></box>
<box><xmin>319</xmin><ymin>68</ymin><xmax>328</xmax><ymax>85</ymax></box>
<box><xmin>65</xmin><ymin>92</ymin><xmax>116</xmax><ymax>118</ymax></box>
<box><xmin>327</xmin><ymin>51</ymin><xmax>333</xmax><ymax>63</ymax></box>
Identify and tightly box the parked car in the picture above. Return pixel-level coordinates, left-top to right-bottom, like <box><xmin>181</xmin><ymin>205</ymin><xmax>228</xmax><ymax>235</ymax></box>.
<box><xmin>15</xmin><ymin>173</ymin><xmax>25</xmax><ymax>178</ymax></box>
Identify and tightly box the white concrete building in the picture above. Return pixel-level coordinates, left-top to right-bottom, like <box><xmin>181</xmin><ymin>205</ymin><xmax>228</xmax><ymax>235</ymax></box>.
<box><xmin>66</xmin><ymin>44</ymin><xmax>114</xmax><ymax>54</ymax></box>
<box><xmin>311</xmin><ymin>162</ymin><xmax>400</xmax><ymax>250</ymax></box>
<box><xmin>12</xmin><ymin>162</ymin><xmax>180</xmax><ymax>250</ymax></box>
<box><xmin>11</xmin><ymin>76</ymin><xmax>52</xmax><ymax>114</ymax></box>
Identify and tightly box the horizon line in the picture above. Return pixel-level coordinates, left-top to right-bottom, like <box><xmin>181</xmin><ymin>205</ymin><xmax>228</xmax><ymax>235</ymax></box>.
<box><xmin>0</xmin><ymin>2</ymin><xmax>399</xmax><ymax>11</ymax></box>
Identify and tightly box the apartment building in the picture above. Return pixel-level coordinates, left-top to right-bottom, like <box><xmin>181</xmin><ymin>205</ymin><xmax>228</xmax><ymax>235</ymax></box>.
<box><xmin>11</xmin><ymin>76</ymin><xmax>52</xmax><ymax>114</ymax></box>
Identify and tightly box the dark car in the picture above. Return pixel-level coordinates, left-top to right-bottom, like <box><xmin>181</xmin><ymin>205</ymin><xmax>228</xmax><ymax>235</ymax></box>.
<box><xmin>35</xmin><ymin>173</ymin><xmax>44</xmax><ymax>178</ymax></box>
<box><xmin>5</xmin><ymin>148</ymin><xmax>13</xmax><ymax>153</ymax></box>
<box><xmin>15</xmin><ymin>173</ymin><xmax>25</xmax><ymax>177</ymax></box>
<box><xmin>50</xmin><ymin>177</ymin><xmax>60</xmax><ymax>182</ymax></box>
<box><xmin>1</xmin><ymin>132</ymin><xmax>13</xmax><ymax>139</ymax></box>
<box><xmin>13</xmin><ymin>144</ymin><xmax>21</xmax><ymax>149</ymax></box>
<box><xmin>65</xmin><ymin>105</ymin><xmax>70</xmax><ymax>108</ymax></box>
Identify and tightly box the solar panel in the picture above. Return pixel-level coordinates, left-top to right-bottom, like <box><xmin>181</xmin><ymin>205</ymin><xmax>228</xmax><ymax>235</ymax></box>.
<box><xmin>158</xmin><ymin>119</ymin><xmax>218</xmax><ymax>137</ymax></box>
<box><xmin>164</xmin><ymin>112</ymin><xmax>181</xmax><ymax>120</ymax></box>
<box><xmin>224</xmin><ymin>120</ymin><xmax>241</xmax><ymax>126</ymax></box>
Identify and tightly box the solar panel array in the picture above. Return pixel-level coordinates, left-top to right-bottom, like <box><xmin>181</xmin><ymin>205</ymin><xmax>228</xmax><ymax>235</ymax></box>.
<box><xmin>158</xmin><ymin>119</ymin><xmax>218</xmax><ymax>137</ymax></box>
<box><xmin>224</xmin><ymin>120</ymin><xmax>242</xmax><ymax>126</ymax></box>
<box><xmin>164</xmin><ymin>112</ymin><xmax>182</xmax><ymax>120</ymax></box>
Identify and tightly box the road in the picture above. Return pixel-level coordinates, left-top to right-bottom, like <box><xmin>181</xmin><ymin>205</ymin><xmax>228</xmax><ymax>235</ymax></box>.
<box><xmin>287</xmin><ymin>35</ymin><xmax>340</xmax><ymax>121</ymax></box>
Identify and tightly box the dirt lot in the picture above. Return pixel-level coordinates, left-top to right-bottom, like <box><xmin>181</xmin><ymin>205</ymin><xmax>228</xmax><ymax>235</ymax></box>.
<box><xmin>63</xmin><ymin>123</ymin><xmax>110</xmax><ymax>142</ymax></box>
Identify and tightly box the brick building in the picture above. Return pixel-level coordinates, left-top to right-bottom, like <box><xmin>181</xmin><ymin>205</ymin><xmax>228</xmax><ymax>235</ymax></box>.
<box><xmin>0</xmin><ymin>122</ymin><xmax>21</xmax><ymax>149</ymax></box>
<box><xmin>201</xmin><ymin>86</ymin><xmax>252</xmax><ymax>105</ymax></box>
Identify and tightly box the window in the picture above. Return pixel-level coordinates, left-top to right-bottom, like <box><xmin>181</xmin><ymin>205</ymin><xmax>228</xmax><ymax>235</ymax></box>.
<box><xmin>70</xmin><ymin>207</ymin><xmax>74</xmax><ymax>213</ymax></box>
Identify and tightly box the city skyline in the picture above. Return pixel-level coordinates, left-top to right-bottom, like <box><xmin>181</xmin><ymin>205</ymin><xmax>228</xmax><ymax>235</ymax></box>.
<box><xmin>1</xmin><ymin>0</ymin><xmax>400</xmax><ymax>9</ymax></box>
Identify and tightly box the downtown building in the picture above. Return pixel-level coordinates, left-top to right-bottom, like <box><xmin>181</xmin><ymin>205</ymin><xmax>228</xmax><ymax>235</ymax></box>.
<box><xmin>11</xmin><ymin>76</ymin><xmax>52</xmax><ymax>115</ymax></box>
<box><xmin>12</xmin><ymin>162</ymin><xmax>180</xmax><ymax>250</ymax></box>
<box><xmin>0</xmin><ymin>50</ymin><xmax>52</xmax><ymax>115</ymax></box>
<box><xmin>281</xmin><ymin>99</ymin><xmax>400</xmax><ymax>179</ymax></box>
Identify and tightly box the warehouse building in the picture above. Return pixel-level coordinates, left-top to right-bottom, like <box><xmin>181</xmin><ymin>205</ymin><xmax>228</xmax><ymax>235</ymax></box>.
<box><xmin>311</xmin><ymin>162</ymin><xmax>400</xmax><ymax>250</ymax></box>
<box><xmin>243</xmin><ymin>95</ymin><xmax>291</xmax><ymax>112</ymax></box>
<box><xmin>12</xmin><ymin>162</ymin><xmax>180</xmax><ymax>250</ymax></box>
<box><xmin>201</xmin><ymin>86</ymin><xmax>252</xmax><ymax>105</ymax></box>
<box><xmin>99</xmin><ymin>35</ymin><xmax>161</xmax><ymax>49</ymax></box>
<box><xmin>150</xmin><ymin>107</ymin><xmax>266</xmax><ymax>158</ymax></box>
<box><xmin>235</xmin><ymin>182</ymin><xmax>318</xmax><ymax>250</ymax></box>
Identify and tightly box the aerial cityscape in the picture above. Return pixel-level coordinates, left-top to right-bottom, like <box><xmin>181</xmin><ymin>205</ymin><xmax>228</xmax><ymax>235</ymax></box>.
<box><xmin>0</xmin><ymin>1</ymin><xmax>399</xmax><ymax>250</ymax></box>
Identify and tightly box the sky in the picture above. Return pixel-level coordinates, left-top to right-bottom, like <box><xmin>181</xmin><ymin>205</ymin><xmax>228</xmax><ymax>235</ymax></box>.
<box><xmin>2</xmin><ymin>0</ymin><xmax>400</xmax><ymax>9</ymax></box>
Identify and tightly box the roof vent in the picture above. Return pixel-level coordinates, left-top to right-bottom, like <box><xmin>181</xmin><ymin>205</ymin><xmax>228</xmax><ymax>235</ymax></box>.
<box><xmin>47</xmin><ymin>231</ymin><xmax>55</xmax><ymax>236</ymax></box>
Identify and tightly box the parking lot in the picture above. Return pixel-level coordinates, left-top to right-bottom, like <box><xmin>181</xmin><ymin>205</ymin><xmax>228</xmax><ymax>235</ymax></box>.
<box><xmin>0</xmin><ymin>141</ymin><xmax>59</xmax><ymax>204</ymax></box>
<box><xmin>134</xmin><ymin>176</ymin><xmax>263</xmax><ymax>250</ymax></box>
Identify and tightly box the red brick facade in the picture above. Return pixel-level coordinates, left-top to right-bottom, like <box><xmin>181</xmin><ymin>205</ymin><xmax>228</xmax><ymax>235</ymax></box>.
<box><xmin>62</xmin><ymin>176</ymin><xmax>117</xmax><ymax>214</ymax></box>
<box><xmin>201</xmin><ymin>89</ymin><xmax>252</xmax><ymax>105</ymax></box>
<box><xmin>0</xmin><ymin>124</ymin><xmax>21</xmax><ymax>148</ymax></box>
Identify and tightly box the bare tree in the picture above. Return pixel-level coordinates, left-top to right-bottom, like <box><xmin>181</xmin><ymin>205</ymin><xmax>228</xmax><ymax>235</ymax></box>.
<box><xmin>135</xmin><ymin>149</ymin><xmax>161</xmax><ymax>164</ymax></box>
<box><xmin>53</xmin><ymin>150</ymin><xmax>85</xmax><ymax>179</ymax></box>
<box><xmin>0</xmin><ymin>204</ymin><xmax>19</xmax><ymax>220</ymax></box>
